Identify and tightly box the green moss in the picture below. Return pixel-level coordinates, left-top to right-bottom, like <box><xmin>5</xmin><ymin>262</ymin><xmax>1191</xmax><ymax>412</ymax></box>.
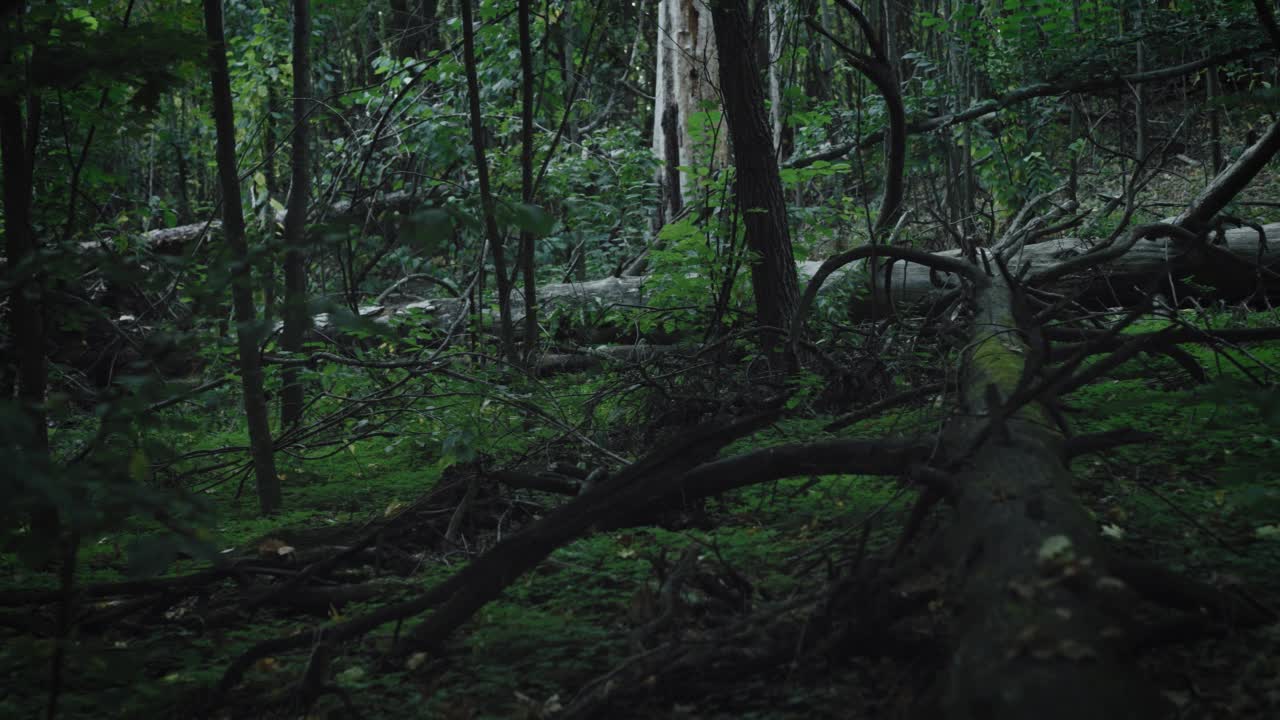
<box><xmin>969</xmin><ymin>326</ymin><xmax>1050</xmax><ymax>426</ymax></box>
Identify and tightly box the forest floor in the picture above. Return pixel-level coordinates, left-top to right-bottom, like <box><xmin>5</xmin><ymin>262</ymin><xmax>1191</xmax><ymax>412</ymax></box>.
<box><xmin>3</xmin><ymin>311</ymin><xmax>1280</xmax><ymax>719</ymax></box>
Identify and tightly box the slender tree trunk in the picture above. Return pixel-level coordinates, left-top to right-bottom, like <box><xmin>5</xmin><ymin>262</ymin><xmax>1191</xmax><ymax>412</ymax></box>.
<box><xmin>766</xmin><ymin>0</ymin><xmax>785</xmax><ymax>153</ymax></box>
<box><xmin>280</xmin><ymin>0</ymin><xmax>312</xmax><ymax>429</ymax></box>
<box><xmin>174</xmin><ymin>142</ymin><xmax>193</xmax><ymax>225</ymax></box>
<box><xmin>390</xmin><ymin>0</ymin><xmax>413</xmax><ymax>58</ymax></box>
<box><xmin>652</xmin><ymin>0</ymin><xmax>726</xmax><ymax>222</ymax></box>
<box><xmin>262</xmin><ymin>84</ymin><xmax>279</xmax><ymax>326</ymax></box>
<box><xmin>560</xmin><ymin>0</ymin><xmax>577</xmax><ymax>146</ymax></box>
<box><xmin>652</xmin><ymin>0</ymin><xmax>677</xmax><ymax>225</ymax></box>
<box><xmin>1207</xmin><ymin>63</ymin><xmax>1223</xmax><ymax>173</ymax></box>
<box><xmin>518</xmin><ymin>0</ymin><xmax>539</xmax><ymax>358</ymax></box>
<box><xmin>1134</xmin><ymin>0</ymin><xmax>1149</xmax><ymax>162</ymax></box>
<box><xmin>1</xmin><ymin>28</ymin><xmax>46</xmax><ymax>454</ymax></box>
<box><xmin>1</xmin><ymin>102</ymin><xmax>46</xmax><ymax>453</ymax></box>
<box><xmin>817</xmin><ymin>0</ymin><xmax>835</xmax><ymax>100</ymax></box>
<box><xmin>825</xmin><ymin>0</ymin><xmax>905</xmax><ymax>234</ymax></box>
<box><xmin>203</xmin><ymin>0</ymin><xmax>282</xmax><ymax>515</ymax></box>
<box><xmin>1067</xmin><ymin>0</ymin><xmax>1082</xmax><ymax>200</ymax></box>
<box><xmin>420</xmin><ymin>0</ymin><xmax>441</xmax><ymax>53</ymax></box>
<box><xmin>711</xmin><ymin>0</ymin><xmax>800</xmax><ymax>353</ymax></box>
<box><xmin>661</xmin><ymin>103</ymin><xmax>683</xmax><ymax>219</ymax></box>
<box><xmin>390</xmin><ymin>0</ymin><xmax>435</xmax><ymax>59</ymax></box>
<box><xmin>460</xmin><ymin>0</ymin><xmax>517</xmax><ymax>362</ymax></box>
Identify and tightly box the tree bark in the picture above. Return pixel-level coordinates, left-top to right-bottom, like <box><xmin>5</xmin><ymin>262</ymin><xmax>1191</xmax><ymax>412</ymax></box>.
<box><xmin>389</xmin><ymin>0</ymin><xmax>413</xmax><ymax>59</ymax></box>
<box><xmin>652</xmin><ymin>0</ymin><xmax>727</xmax><ymax>221</ymax></box>
<box><xmin>1134</xmin><ymin>0</ymin><xmax>1149</xmax><ymax>162</ymax></box>
<box><xmin>937</xmin><ymin>116</ymin><xmax>1280</xmax><ymax>719</ymax></box>
<box><xmin>766</xmin><ymin>0</ymin><xmax>785</xmax><ymax>152</ymax></box>
<box><xmin>711</xmin><ymin>0</ymin><xmax>800</xmax><ymax>350</ymax></box>
<box><xmin>1</xmin><ymin>93</ymin><xmax>47</xmax><ymax>454</ymax></box>
<box><xmin>938</xmin><ymin>270</ymin><xmax>1163</xmax><ymax>720</ymax></box>
<box><xmin>825</xmin><ymin>0</ymin><xmax>905</xmax><ymax>234</ymax></box>
<box><xmin>203</xmin><ymin>0</ymin><xmax>282</xmax><ymax>515</ymax></box>
<box><xmin>1207</xmin><ymin>63</ymin><xmax>1223</xmax><ymax>173</ymax></box>
<box><xmin>261</xmin><ymin>83</ymin><xmax>279</xmax><ymax>326</ymax></box>
<box><xmin>518</xmin><ymin>0</ymin><xmax>539</xmax><ymax>358</ymax></box>
<box><xmin>1</xmin><ymin>15</ymin><xmax>46</xmax><ymax>454</ymax></box>
<box><xmin>459</xmin><ymin>0</ymin><xmax>517</xmax><ymax>363</ymax></box>
<box><xmin>388</xmin><ymin>0</ymin><xmax>437</xmax><ymax>59</ymax></box>
<box><xmin>280</xmin><ymin>0</ymin><xmax>312</xmax><ymax>429</ymax></box>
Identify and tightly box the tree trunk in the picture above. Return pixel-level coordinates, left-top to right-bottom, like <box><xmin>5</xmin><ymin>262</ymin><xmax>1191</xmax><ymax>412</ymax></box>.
<box><xmin>518</xmin><ymin>0</ymin><xmax>539</xmax><ymax>358</ymax></box>
<box><xmin>419</xmin><ymin>0</ymin><xmax>441</xmax><ymax>53</ymax></box>
<box><xmin>766</xmin><ymin>0</ymin><xmax>785</xmax><ymax>152</ymax></box>
<box><xmin>374</xmin><ymin>0</ymin><xmax>441</xmax><ymax>61</ymax></box>
<box><xmin>559</xmin><ymin>0</ymin><xmax>577</xmax><ymax>146</ymax></box>
<box><xmin>938</xmin><ymin>270</ymin><xmax>1164</xmax><ymax>720</ymax></box>
<box><xmin>1067</xmin><ymin>0</ymin><xmax>1082</xmax><ymax>200</ymax></box>
<box><xmin>712</xmin><ymin>0</ymin><xmax>800</xmax><ymax>352</ymax></box>
<box><xmin>652</xmin><ymin>0</ymin><xmax>727</xmax><ymax>222</ymax></box>
<box><xmin>1</xmin><ymin>91</ymin><xmax>47</xmax><ymax>454</ymax></box>
<box><xmin>1134</xmin><ymin>0</ymin><xmax>1149</xmax><ymax>163</ymax></box>
<box><xmin>459</xmin><ymin>0</ymin><xmax>517</xmax><ymax>363</ymax></box>
<box><xmin>1</xmin><ymin>13</ymin><xmax>46</xmax><ymax>455</ymax></box>
<box><xmin>1207</xmin><ymin>63</ymin><xmax>1223</xmax><ymax>173</ymax></box>
<box><xmin>90</xmin><ymin>188</ymin><xmax>430</xmax><ymax>256</ymax></box>
<box><xmin>261</xmin><ymin>83</ymin><xmax>279</xmax><ymax>326</ymax></box>
<box><xmin>203</xmin><ymin>0</ymin><xmax>282</xmax><ymax>515</ymax></box>
<box><xmin>280</xmin><ymin>0</ymin><xmax>312</xmax><ymax>429</ymax></box>
<box><xmin>389</xmin><ymin>0</ymin><xmax>414</xmax><ymax>59</ymax></box>
<box><xmin>794</xmin><ymin>220</ymin><xmax>1280</xmax><ymax>313</ymax></box>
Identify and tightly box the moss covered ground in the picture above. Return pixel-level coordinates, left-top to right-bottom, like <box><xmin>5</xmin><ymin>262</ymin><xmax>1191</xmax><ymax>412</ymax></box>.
<box><xmin>2</xmin><ymin>311</ymin><xmax>1279</xmax><ymax>719</ymax></box>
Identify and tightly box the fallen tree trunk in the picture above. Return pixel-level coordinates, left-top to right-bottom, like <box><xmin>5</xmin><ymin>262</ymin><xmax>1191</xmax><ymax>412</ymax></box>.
<box><xmin>345</xmin><ymin>220</ymin><xmax>1280</xmax><ymax>338</ymax></box>
<box><xmin>195</xmin><ymin>115</ymin><xmax>1280</xmax><ymax>713</ymax></box>
<box><xmin>931</xmin><ymin>119</ymin><xmax>1280</xmax><ymax>720</ymax></box>
<box><xmin>810</xmin><ymin>221</ymin><xmax>1280</xmax><ymax>313</ymax></box>
<box><xmin>353</xmin><ymin>274</ymin><xmax>646</xmax><ymax>335</ymax></box>
<box><xmin>86</xmin><ymin>189</ymin><xmax>429</xmax><ymax>254</ymax></box>
<box><xmin>937</xmin><ymin>270</ymin><xmax>1163</xmax><ymax>719</ymax></box>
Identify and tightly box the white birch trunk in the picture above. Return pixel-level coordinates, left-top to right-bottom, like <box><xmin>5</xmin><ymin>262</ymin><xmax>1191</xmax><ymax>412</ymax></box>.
<box><xmin>652</xmin><ymin>0</ymin><xmax>727</xmax><ymax>220</ymax></box>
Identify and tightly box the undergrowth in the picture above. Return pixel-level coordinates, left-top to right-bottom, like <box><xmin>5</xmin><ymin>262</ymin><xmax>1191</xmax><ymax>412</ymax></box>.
<box><xmin>2</xmin><ymin>310</ymin><xmax>1279</xmax><ymax>719</ymax></box>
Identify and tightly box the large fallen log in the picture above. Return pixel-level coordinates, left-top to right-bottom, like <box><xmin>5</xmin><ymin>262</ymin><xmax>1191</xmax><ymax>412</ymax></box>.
<box><xmin>86</xmin><ymin>189</ymin><xmax>427</xmax><ymax>254</ymax></box>
<box><xmin>351</xmin><ymin>275</ymin><xmax>646</xmax><ymax>334</ymax></box>
<box><xmin>803</xmin><ymin>221</ymin><xmax>1280</xmax><ymax>312</ymax></box>
<box><xmin>345</xmin><ymin>220</ymin><xmax>1280</xmax><ymax>338</ymax></box>
<box><xmin>931</xmin><ymin>119</ymin><xmax>1280</xmax><ymax>720</ymax></box>
<box><xmin>936</xmin><ymin>269</ymin><xmax>1164</xmax><ymax>719</ymax></box>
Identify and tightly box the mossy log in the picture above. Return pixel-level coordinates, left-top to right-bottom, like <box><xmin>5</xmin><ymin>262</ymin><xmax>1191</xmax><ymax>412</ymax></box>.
<box><xmin>351</xmin><ymin>221</ymin><xmax>1280</xmax><ymax>336</ymax></box>
<box><xmin>936</xmin><ymin>273</ymin><xmax>1164</xmax><ymax>719</ymax></box>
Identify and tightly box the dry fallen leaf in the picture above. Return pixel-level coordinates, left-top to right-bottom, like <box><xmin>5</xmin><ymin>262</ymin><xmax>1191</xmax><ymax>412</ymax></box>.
<box><xmin>257</xmin><ymin>538</ymin><xmax>290</xmax><ymax>557</ymax></box>
<box><xmin>406</xmin><ymin>652</ymin><xmax>429</xmax><ymax>671</ymax></box>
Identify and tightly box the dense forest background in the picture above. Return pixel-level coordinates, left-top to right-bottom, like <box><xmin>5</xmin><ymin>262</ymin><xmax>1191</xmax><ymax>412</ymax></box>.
<box><xmin>4</xmin><ymin>0</ymin><xmax>1280</xmax><ymax>717</ymax></box>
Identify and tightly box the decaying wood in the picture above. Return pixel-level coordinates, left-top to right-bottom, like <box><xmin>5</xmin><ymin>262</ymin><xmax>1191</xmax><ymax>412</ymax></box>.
<box><xmin>936</xmin><ymin>270</ymin><xmax>1163</xmax><ymax>719</ymax></box>
<box><xmin>85</xmin><ymin>189</ymin><xmax>428</xmax><ymax>254</ymax></box>
<box><xmin>343</xmin><ymin>221</ymin><xmax>1279</xmax><ymax>339</ymax></box>
<box><xmin>929</xmin><ymin>119</ymin><xmax>1280</xmax><ymax>720</ymax></box>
